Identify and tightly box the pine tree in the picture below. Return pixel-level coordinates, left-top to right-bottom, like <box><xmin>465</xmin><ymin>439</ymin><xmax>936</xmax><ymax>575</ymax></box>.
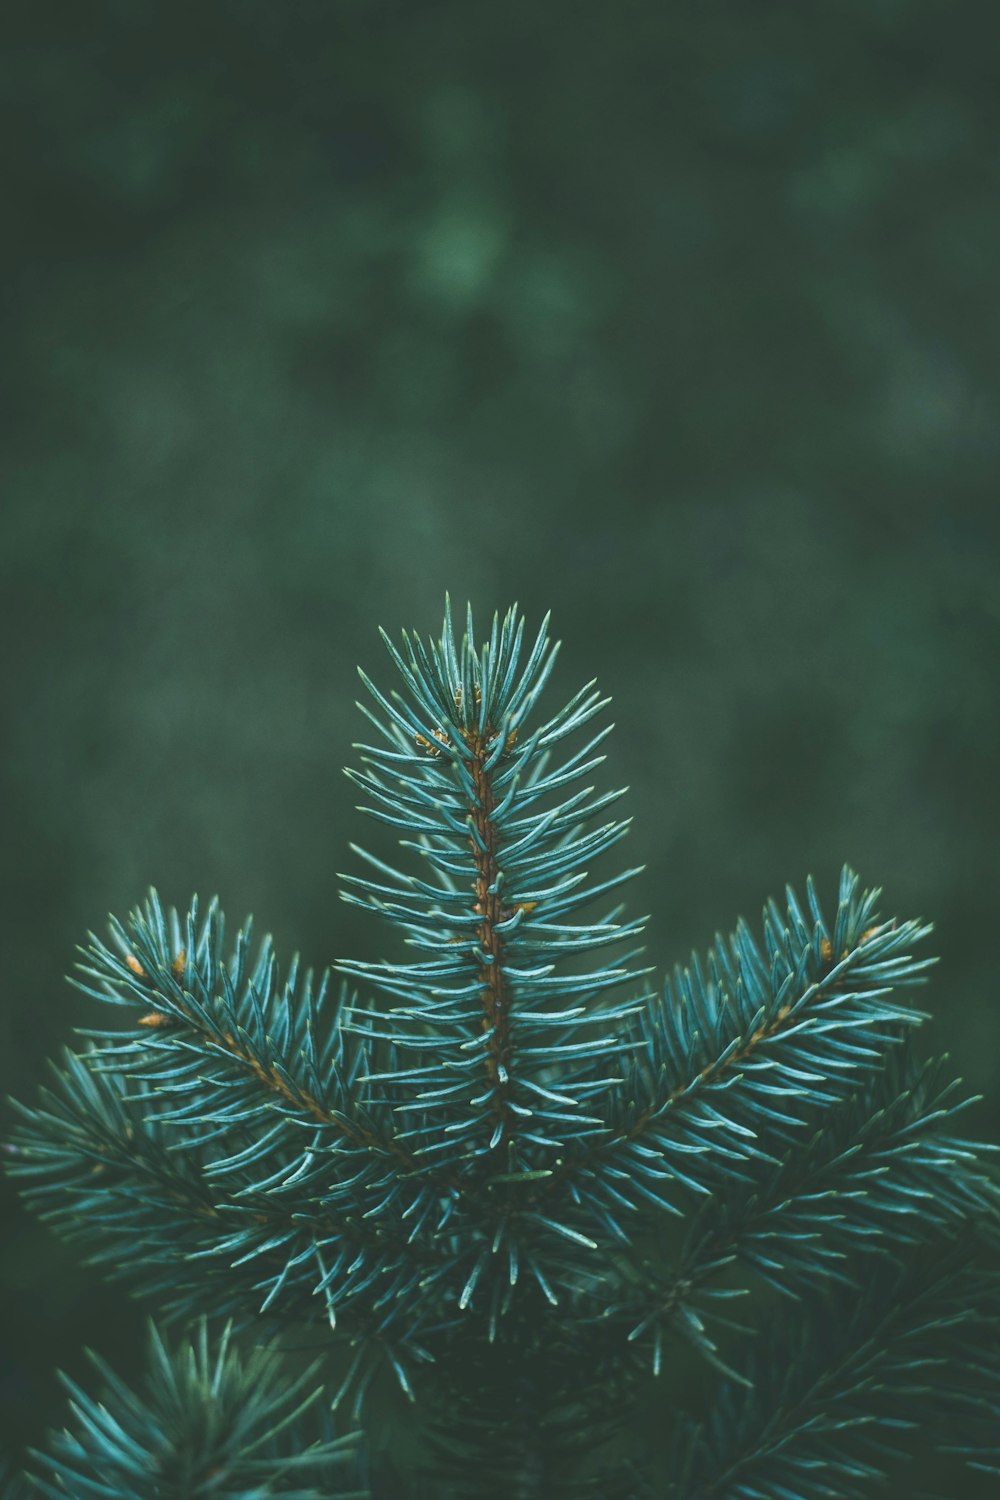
<box><xmin>5</xmin><ymin>602</ymin><xmax>999</xmax><ymax>1498</ymax></box>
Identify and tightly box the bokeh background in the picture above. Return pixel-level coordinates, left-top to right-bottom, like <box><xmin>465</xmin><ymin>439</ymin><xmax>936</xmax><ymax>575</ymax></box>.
<box><xmin>2</xmin><ymin>1</ymin><xmax>999</xmax><ymax>1489</ymax></box>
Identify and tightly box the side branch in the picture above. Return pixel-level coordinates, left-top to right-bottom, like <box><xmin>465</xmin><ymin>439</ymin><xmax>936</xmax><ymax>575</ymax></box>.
<box><xmin>7</xmin><ymin>1050</ymin><xmax>451</xmax><ymax>1332</ymax></box>
<box><xmin>594</xmin><ymin>1051</ymin><xmax>1000</xmax><ymax>1376</ymax></box>
<box><xmin>542</xmin><ymin>870</ymin><xmax>934</xmax><ymax>1216</ymax></box>
<box><xmin>74</xmin><ymin>894</ymin><xmax>428</xmax><ymax>1181</ymax></box>
<box><xmin>143</xmin><ymin>986</ymin><xmax>417</xmax><ymax>1168</ymax></box>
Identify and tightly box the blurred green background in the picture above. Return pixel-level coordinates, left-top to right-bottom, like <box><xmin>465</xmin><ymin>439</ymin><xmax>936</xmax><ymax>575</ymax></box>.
<box><xmin>2</xmin><ymin>0</ymin><xmax>999</xmax><ymax>1487</ymax></box>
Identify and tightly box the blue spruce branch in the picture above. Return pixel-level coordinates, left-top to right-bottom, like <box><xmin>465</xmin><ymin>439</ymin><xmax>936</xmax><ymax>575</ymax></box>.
<box><xmin>4</xmin><ymin>601</ymin><xmax>999</xmax><ymax>1497</ymax></box>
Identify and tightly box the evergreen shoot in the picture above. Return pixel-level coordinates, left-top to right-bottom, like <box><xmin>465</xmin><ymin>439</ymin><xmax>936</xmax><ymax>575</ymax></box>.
<box><xmin>5</xmin><ymin>602</ymin><xmax>999</xmax><ymax>1498</ymax></box>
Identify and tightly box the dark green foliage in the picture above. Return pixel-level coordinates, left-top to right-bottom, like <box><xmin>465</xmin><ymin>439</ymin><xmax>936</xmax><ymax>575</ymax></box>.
<box><xmin>5</xmin><ymin>603</ymin><xmax>1000</xmax><ymax>1497</ymax></box>
<box><xmin>22</xmin><ymin>1320</ymin><xmax>365</xmax><ymax>1500</ymax></box>
<box><xmin>669</xmin><ymin>1242</ymin><xmax>995</xmax><ymax>1500</ymax></box>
